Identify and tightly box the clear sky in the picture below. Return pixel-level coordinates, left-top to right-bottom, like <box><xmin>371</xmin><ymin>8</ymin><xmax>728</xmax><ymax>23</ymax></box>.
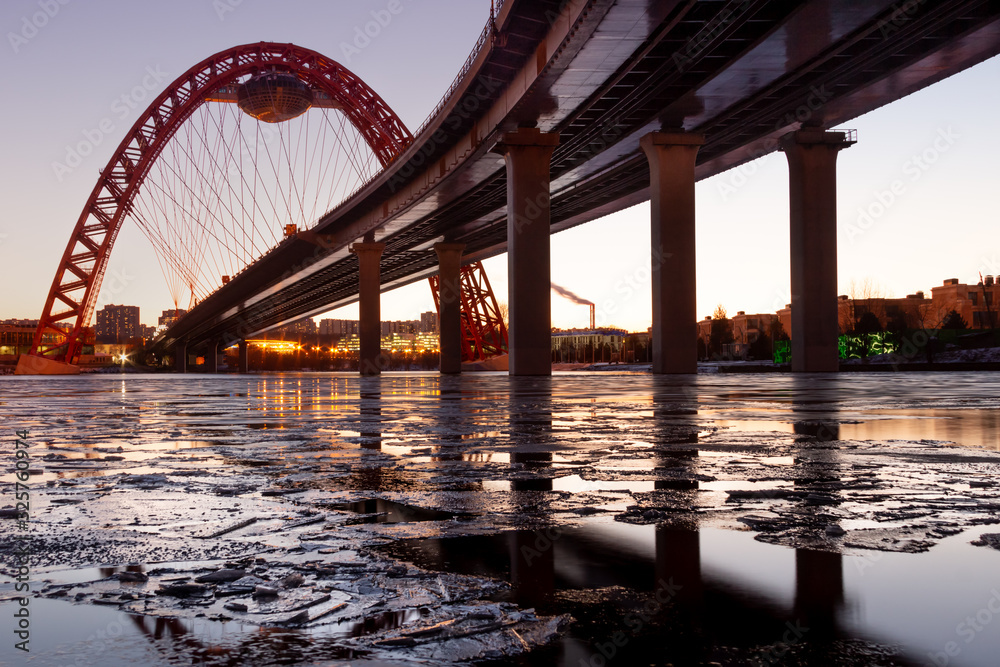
<box><xmin>1</xmin><ymin>1</ymin><xmax>998</xmax><ymax>332</ymax></box>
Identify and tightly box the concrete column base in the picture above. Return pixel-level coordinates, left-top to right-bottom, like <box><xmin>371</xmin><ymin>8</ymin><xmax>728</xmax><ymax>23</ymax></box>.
<box><xmin>238</xmin><ymin>341</ymin><xmax>249</xmax><ymax>374</ymax></box>
<box><xmin>205</xmin><ymin>341</ymin><xmax>219</xmax><ymax>373</ymax></box>
<box><xmin>174</xmin><ymin>344</ymin><xmax>187</xmax><ymax>373</ymax></box>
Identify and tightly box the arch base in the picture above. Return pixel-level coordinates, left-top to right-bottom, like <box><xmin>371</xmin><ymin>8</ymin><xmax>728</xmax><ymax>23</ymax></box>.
<box><xmin>15</xmin><ymin>355</ymin><xmax>80</xmax><ymax>376</ymax></box>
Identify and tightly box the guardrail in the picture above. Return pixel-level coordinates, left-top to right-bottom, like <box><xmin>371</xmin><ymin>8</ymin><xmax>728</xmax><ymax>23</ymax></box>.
<box><xmin>413</xmin><ymin>0</ymin><xmax>509</xmax><ymax>139</ymax></box>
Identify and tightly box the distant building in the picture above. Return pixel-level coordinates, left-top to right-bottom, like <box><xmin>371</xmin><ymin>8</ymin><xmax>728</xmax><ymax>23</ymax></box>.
<box><xmin>0</xmin><ymin>323</ymin><xmax>38</xmax><ymax>360</ymax></box>
<box><xmin>280</xmin><ymin>319</ymin><xmax>317</xmax><ymax>337</ymax></box>
<box><xmin>158</xmin><ymin>309</ymin><xmax>187</xmax><ymax>328</ymax></box>
<box><xmin>709</xmin><ymin>274</ymin><xmax>1000</xmax><ymax>346</ymax></box>
<box><xmin>551</xmin><ymin>328</ymin><xmax>627</xmax><ymax>362</ymax></box>
<box><xmin>931</xmin><ymin>277</ymin><xmax>1000</xmax><ymax>329</ymax></box>
<box><xmin>730</xmin><ymin>312</ymin><xmax>778</xmax><ymax>345</ymax></box>
<box><xmin>335</xmin><ymin>334</ymin><xmax>361</xmax><ymax>352</ymax></box>
<box><xmin>1</xmin><ymin>323</ymin><xmax>95</xmax><ymax>363</ymax></box>
<box><xmin>415</xmin><ymin>332</ymin><xmax>439</xmax><ymax>351</ymax></box>
<box><xmin>698</xmin><ymin>311</ymin><xmax>779</xmax><ymax>359</ymax></box>
<box><xmin>319</xmin><ymin>318</ymin><xmax>359</xmax><ymax>336</ymax></box>
<box><xmin>381</xmin><ymin>320</ymin><xmax>417</xmax><ymax>337</ymax></box>
<box><xmin>319</xmin><ymin>318</ymin><xmax>429</xmax><ymax>339</ymax></box>
<box><xmin>420</xmin><ymin>311</ymin><xmax>438</xmax><ymax>333</ymax></box>
<box><xmin>384</xmin><ymin>332</ymin><xmax>416</xmax><ymax>351</ymax></box>
<box><xmin>96</xmin><ymin>305</ymin><xmax>139</xmax><ymax>343</ymax></box>
<box><xmin>139</xmin><ymin>324</ymin><xmax>156</xmax><ymax>340</ymax></box>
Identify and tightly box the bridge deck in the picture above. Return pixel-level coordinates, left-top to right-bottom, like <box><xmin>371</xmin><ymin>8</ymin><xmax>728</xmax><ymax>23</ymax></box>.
<box><xmin>160</xmin><ymin>0</ymin><xmax>1000</xmax><ymax>351</ymax></box>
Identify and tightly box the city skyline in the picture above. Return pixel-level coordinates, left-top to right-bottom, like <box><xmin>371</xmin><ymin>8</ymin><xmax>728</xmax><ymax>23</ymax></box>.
<box><xmin>1</xmin><ymin>1</ymin><xmax>998</xmax><ymax>334</ymax></box>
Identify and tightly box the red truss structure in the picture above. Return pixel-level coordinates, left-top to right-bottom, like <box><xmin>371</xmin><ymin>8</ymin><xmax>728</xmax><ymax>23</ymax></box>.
<box><xmin>24</xmin><ymin>42</ymin><xmax>412</xmax><ymax>367</ymax></box>
<box><xmin>429</xmin><ymin>261</ymin><xmax>509</xmax><ymax>362</ymax></box>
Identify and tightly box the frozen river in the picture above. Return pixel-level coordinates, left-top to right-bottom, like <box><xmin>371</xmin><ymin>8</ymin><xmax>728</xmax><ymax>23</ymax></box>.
<box><xmin>2</xmin><ymin>371</ymin><xmax>1000</xmax><ymax>666</ymax></box>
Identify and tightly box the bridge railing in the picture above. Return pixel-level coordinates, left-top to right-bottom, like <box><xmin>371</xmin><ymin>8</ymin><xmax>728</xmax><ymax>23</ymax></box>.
<box><xmin>413</xmin><ymin>0</ymin><xmax>510</xmax><ymax>139</ymax></box>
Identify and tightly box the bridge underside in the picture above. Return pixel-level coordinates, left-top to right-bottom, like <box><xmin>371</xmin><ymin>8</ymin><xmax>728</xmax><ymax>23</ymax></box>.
<box><xmin>158</xmin><ymin>0</ymin><xmax>1000</xmax><ymax>355</ymax></box>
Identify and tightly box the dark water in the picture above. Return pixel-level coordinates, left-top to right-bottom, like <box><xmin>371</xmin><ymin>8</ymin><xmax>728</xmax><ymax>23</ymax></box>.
<box><xmin>1</xmin><ymin>371</ymin><xmax>999</xmax><ymax>666</ymax></box>
<box><xmin>381</xmin><ymin>519</ymin><xmax>1000</xmax><ymax>667</ymax></box>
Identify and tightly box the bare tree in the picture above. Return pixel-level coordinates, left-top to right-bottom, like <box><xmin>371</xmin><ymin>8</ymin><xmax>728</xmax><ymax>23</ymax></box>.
<box><xmin>497</xmin><ymin>301</ymin><xmax>509</xmax><ymax>331</ymax></box>
<box><xmin>846</xmin><ymin>278</ymin><xmax>889</xmax><ymax>333</ymax></box>
<box><xmin>709</xmin><ymin>304</ymin><xmax>733</xmax><ymax>358</ymax></box>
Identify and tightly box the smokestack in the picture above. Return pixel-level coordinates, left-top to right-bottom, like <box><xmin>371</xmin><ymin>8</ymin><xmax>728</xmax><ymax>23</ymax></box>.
<box><xmin>551</xmin><ymin>282</ymin><xmax>595</xmax><ymax>329</ymax></box>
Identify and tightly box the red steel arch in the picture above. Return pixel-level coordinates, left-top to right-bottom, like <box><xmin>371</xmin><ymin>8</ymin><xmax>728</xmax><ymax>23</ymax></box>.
<box><xmin>25</xmin><ymin>42</ymin><xmax>412</xmax><ymax>367</ymax></box>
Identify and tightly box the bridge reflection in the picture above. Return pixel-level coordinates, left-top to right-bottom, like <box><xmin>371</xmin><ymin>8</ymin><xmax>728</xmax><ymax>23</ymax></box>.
<box><xmin>384</xmin><ymin>521</ymin><xmax>857</xmax><ymax>665</ymax></box>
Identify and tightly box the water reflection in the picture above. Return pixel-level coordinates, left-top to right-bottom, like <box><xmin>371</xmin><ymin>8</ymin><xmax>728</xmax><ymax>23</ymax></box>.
<box><xmin>795</xmin><ymin>549</ymin><xmax>844</xmax><ymax>640</ymax></box>
<box><xmin>4</xmin><ymin>371</ymin><xmax>1000</xmax><ymax>665</ymax></box>
<box><xmin>509</xmin><ymin>377</ymin><xmax>556</xmax><ymax>494</ymax></box>
<box><xmin>358</xmin><ymin>376</ymin><xmax>382</xmax><ymax>446</ymax></box>
<box><xmin>381</xmin><ymin>521</ymin><xmax>926</xmax><ymax>666</ymax></box>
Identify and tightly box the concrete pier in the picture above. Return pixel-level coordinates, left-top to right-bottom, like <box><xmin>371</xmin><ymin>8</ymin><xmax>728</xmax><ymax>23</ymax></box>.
<box><xmin>238</xmin><ymin>340</ymin><xmax>248</xmax><ymax>374</ymax></box>
<box><xmin>204</xmin><ymin>340</ymin><xmax>218</xmax><ymax>373</ymax></box>
<box><xmin>173</xmin><ymin>344</ymin><xmax>187</xmax><ymax>373</ymax></box>
<box><xmin>780</xmin><ymin>129</ymin><xmax>854</xmax><ymax>372</ymax></box>
<box><xmin>640</xmin><ymin>132</ymin><xmax>704</xmax><ymax>374</ymax></box>
<box><xmin>352</xmin><ymin>242</ymin><xmax>386</xmax><ymax>376</ymax></box>
<box><xmin>493</xmin><ymin>128</ymin><xmax>559</xmax><ymax>376</ymax></box>
<box><xmin>434</xmin><ymin>243</ymin><xmax>466</xmax><ymax>374</ymax></box>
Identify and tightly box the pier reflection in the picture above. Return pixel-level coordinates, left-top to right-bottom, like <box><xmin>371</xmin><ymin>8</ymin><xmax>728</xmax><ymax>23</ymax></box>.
<box><xmin>383</xmin><ymin>519</ymin><xmax>857</xmax><ymax>665</ymax></box>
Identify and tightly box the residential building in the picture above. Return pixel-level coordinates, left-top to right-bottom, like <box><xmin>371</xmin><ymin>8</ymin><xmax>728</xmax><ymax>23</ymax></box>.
<box><xmin>96</xmin><ymin>304</ymin><xmax>139</xmax><ymax>343</ymax></box>
<box><xmin>381</xmin><ymin>320</ymin><xmax>418</xmax><ymax>336</ymax></box>
<box><xmin>158</xmin><ymin>309</ymin><xmax>187</xmax><ymax>328</ymax></box>
<box><xmin>319</xmin><ymin>319</ymin><xmax>359</xmax><ymax>336</ymax></box>
<box><xmin>930</xmin><ymin>277</ymin><xmax>1000</xmax><ymax>329</ymax></box>
<box><xmin>420</xmin><ymin>311</ymin><xmax>438</xmax><ymax>333</ymax></box>
<box><xmin>551</xmin><ymin>328</ymin><xmax>627</xmax><ymax>362</ymax></box>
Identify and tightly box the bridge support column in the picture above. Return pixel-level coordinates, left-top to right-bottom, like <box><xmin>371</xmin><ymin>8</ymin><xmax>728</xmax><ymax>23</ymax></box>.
<box><xmin>434</xmin><ymin>243</ymin><xmax>466</xmax><ymax>374</ymax></box>
<box><xmin>174</xmin><ymin>344</ymin><xmax>187</xmax><ymax>373</ymax></box>
<box><xmin>205</xmin><ymin>341</ymin><xmax>219</xmax><ymax>373</ymax></box>
<box><xmin>351</xmin><ymin>242</ymin><xmax>386</xmax><ymax>376</ymax></box>
<box><xmin>238</xmin><ymin>340</ymin><xmax>249</xmax><ymax>374</ymax></box>
<box><xmin>493</xmin><ymin>127</ymin><xmax>559</xmax><ymax>376</ymax></box>
<box><xmin>640</xmin><ymin>132</ymin><xmax>704</xmax><ymax>374</ymax></box>
<box><xmin>780</xmin><ymin>129</ymin><xmax>854</xmax><ymax>372</ymax></box>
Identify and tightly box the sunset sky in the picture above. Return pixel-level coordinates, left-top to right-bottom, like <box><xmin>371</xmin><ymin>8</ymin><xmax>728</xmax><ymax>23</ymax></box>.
<box><xmin>1</xmin><ymin>1</ymin><xmax>998</xmax><ymax>332</ymax></box>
